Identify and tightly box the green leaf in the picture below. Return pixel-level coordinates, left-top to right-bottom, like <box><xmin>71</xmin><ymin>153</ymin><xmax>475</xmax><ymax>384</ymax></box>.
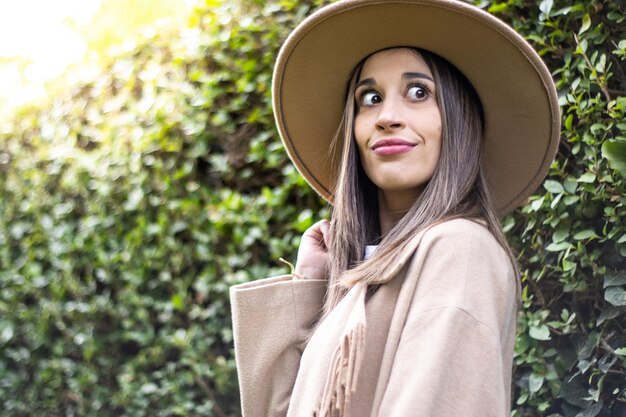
<box><xmin>563</xmin><ymin>177</ymin><xmax>578</xmax><ymax>193</ymax></box>
<box><xmin>544</xmin><ymin>180</ymin><xmax>564</xmax><ymax>194</ymax></box>
<box><xmin>0</xmin><ymin>322</ymin><xmax>14</xmax><ymax>344</ymax></box>
<box><xmin>293</xmin><ymin>208</ymin><xmax>313</xmax><ymax>232</ymax></box>
<box><xmin>577</xmin><ymin>172</ymin><xmax>596</xmax><ymax>183</ymax></box>
<box><xmin>171</xmin><ymin>293</ymin><xmax>185</xmax><ymax>311</ymax></box>
<box><xmin>550</xmin><ymin>193</ymin><xmax>562</xmax><ymax>209</ymax></box>
<box><xmin>546</xmin><ymin>241</ymin><xmax>571</xmax><ymax>252</ymax></box>
<box><xmin>553</xmin><ymin>227</ymin><xmax>569</xmax><ymax>243</ymax></box>
<box><xmin>595</xmin><ymin>53</ymin><xmax>606</xmax><ymax>73</ymax></box>
<box><xmin>604</xmin><ymin>271</ymin><xmax>626</xmax><ymax>288</ymax></box>
<box><xmin>141</xmin><ymin>382</ymin><xmax>159</xmax><ymax>394</ymax></box>
<box><xmin>488</xmin><ymin>3</ymin><xmax>508</xmax><ymax>14</ymax></box>
<box><xmin>562</xmin><ymin>257</ymin><xmax>577</xmax><ymax>272</ymax></box>
<box><xmin>573</xmin><ymin>229</ymin><xmax>598</xmax><ymax>240</ymax></box>
<box><xmin>615</xmin><ymin>347</ymin><xmax>626</xmax><ymax>356</ymax></box>
<box><xmin>529</xmin><ymin>373</ymin><xmax>544</xmax><ymax>394</ymax></box>
<box><xmin>605</xmin><ymin>287</ymin><xmax>626</xmax><ymax>306</ymax></box>
<box><xmin>502</xmin><ymin>215</ymin><xmax>515</xmax><ymax>233</ymax></box>
<box><xmin>529</xmin><ymin>324</ymin><xmax>551</xmax><ymax>340</ymax></box>
<box><xmin>531</xmin><ymin>196</ymin><xmax>545</xmax><ymax>211</ymax></box>
<box><xmin>579</xmin><ymin>13</ymin><xmax>591</xmax><ymax>35</ymax></box>
<box><xmin>539</xmin><ymin>0</ymin><xmax>554</xmax><ymax>16</ymax></box>
<box><xmin>602</xmin><ymin>139</ymin><xmax>626</xmax><ymax>178</ymax></box>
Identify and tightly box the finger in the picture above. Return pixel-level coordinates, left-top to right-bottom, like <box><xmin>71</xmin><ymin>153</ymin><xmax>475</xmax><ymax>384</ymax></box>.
<box><xmin>320</xmin><ymin>220</ymin><xmax>332</xmax><ymax>250</ymax></box>
<box><xmin>306</xmin><ymin>219</ymin><xmax>327</xmax><ymax>238</ymax></box>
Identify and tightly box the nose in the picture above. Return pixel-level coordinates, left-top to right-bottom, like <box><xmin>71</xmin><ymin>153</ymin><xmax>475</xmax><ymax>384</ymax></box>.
<box><xmin>375</xmin><ymin>97</ymin><xmax>405</xmax><ymax>131</ymax></box>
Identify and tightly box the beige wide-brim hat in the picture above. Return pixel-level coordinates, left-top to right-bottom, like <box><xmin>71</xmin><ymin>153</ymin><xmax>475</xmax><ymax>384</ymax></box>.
<box><xmin>272</xmin><ymin>0</ymin><xmax>560</xmax><ymax>215</ymax></box>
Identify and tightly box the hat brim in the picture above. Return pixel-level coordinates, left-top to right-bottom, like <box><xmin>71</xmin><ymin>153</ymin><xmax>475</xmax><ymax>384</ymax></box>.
<box><xmin>272</xmin><ymin>0</ymin><xmax>560</xmax><ymax>215</ymax></box>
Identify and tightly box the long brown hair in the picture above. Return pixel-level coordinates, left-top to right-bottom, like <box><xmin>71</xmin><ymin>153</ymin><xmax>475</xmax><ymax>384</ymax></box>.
<box><xmin>324</xmin><ymin>48</ymin><xmax>519</xmax><ymax>315</ymax></box>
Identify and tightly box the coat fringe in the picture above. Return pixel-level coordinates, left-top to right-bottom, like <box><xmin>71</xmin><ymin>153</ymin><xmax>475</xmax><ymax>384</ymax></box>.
<box><xmin>315</xmin><ymin>320</ymin><xmax>366</xmax><ymax>417</ymax></box>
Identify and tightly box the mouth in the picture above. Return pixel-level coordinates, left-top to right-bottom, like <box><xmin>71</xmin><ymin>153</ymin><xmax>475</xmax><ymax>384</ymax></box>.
<box><xmin>371</xmin><ymin>138</ymin><xmax>416</xmax><ymax>156</ymax></box>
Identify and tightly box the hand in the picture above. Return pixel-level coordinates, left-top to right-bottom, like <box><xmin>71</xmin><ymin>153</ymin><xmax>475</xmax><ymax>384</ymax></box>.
<box><xmin>294</xmin><ymin>219</ymin><xmax>331</xmax><ymax>280</ymax></box>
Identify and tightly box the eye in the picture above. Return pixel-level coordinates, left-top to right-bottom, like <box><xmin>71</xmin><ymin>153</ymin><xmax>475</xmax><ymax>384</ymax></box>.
<box><xmin>358</xmin><ymin>91</ymin><xmax>382</xmax><ymax>107</ymax></box>
<box><xmin>406</xmin><ymin>84</ymin><xmax>430</xmax><ymax>101</ymax></box>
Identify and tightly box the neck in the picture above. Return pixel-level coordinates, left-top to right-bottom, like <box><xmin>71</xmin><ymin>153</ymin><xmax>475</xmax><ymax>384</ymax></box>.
<box><xmin>377</xmin><ymin>188</ymin><xmax>421</xmax><ymax>236</ymax></box>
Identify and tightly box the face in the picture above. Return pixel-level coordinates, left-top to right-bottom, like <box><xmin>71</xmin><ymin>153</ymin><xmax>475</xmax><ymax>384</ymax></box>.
<box><xmin>354</xmin><ymin>48</ymin><xmax>442</xmax><ymax>202</ymax></box>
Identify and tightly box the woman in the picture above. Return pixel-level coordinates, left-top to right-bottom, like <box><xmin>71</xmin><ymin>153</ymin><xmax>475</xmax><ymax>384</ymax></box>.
<box><xmin>230</xmin><ymin>1</ymin><xmax>560</xmax><ymax>416</ymax></box>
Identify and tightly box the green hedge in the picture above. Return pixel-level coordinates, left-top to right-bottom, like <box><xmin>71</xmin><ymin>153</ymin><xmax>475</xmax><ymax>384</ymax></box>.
<box><xmin>0</xmin><ymin>0</ymin><xmax>624</xmax><ymax>416</ymax></box>
<box><xmin>496</xmin><ymin>1</ymin><xmax>626</xmax><ymax>415</ymax></box>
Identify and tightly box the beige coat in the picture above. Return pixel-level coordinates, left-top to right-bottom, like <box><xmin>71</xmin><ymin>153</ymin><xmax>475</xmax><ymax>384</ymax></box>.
<box><xmin>230</xmin><ymin>219</ymin><xmax>517</xmax><ymax>417</ymax></box>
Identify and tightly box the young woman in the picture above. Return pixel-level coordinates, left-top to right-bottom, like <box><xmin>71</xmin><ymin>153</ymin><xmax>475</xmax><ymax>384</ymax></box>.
<box><xmin>231</xmin><ymin>1</ymin><xmax>560</xmax><ymax>416</ymax></box>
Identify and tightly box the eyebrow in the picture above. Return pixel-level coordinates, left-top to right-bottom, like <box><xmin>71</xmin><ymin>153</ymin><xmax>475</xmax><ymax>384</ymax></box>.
<box><xmin>356</xmin><ymin>72</ymin><xmax>434</xmax><ymax>89</ymax></box>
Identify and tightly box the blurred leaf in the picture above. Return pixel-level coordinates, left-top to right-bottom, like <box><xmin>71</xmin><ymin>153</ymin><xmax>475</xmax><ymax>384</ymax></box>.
<box><xmin>601</xmin><ymin>139</ymin><xmax>626</xmax><ymax>178</ymax></box>
<box><xmin>544</xmin><ymin>180</ymin><xmax>564</xmax><ymax>194</ymax></box>
<box><xmin>577</xmin><ymin>173</ymin><xmax>596</xmax><ymax>183</ymax></box>
<box><xmin>539</xmin><ymin>0</ymin><xmax>554</xmax><ymax>16</ymax></box>
<box><xmin>529</xmin><ymin>373</ymin><xmax>545</xmax><ymax>394</ymax></box>
<box><xmin>530</xmin><ymin>324</ymin><xmax>551</xmax><ymax>341</ymax></box>
<box><xmin>579</xmin><ymin>13</ymin><xmax>591</xmax><ymax>35</ymax></box>
<box><xmin>573</xmin><ymin>230</ymin><xmax>598</xmax><ymax>240</ymax></box>
<box><xmin>605</xmin><ymin>287</ymin><xmax>626</xmax><ymax>306</ymax></box>
<box><xmin>604</xmin><ymin>271</ymin><xmax>626</xmax><ymax>288</ymax></box>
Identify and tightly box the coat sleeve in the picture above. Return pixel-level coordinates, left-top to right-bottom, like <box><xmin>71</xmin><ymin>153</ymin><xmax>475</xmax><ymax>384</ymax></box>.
<box><xmin>230</xmin><ymin>275</ymin><xmax>326</xmax><ymax>417</ymax></box>
<box><xmin>375</xmin><ymin>221</ymin><xmax>517</xmax><ymax>417</ymax></box>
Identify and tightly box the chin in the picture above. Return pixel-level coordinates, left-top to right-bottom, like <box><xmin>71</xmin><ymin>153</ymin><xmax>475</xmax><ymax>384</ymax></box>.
<box><xmin>374</xmin><ymin>178</ymin><xmax>428</xmax><ymax>191</ymax></box>
<box><xmin>376</xmin><ymin>182</ymin><xmax>427</xmax><ymax>194</ymax></box>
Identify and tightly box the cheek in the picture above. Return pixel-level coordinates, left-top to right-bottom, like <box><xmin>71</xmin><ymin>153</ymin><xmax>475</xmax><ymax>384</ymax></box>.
<box><xmin>425</xmin><ymin>113</ymin><xmax>442</xmax><ymax>156</ymax></box>
<box><xmin>353</xmin><ymin>116</ymin><xmax>371</xmax><ymax>153</ymax></box>
<box><xmin>432</xmin><ymin>143</ymin><xmax>442</xmax><ymax>169</ymax></box>
<box><xmin>427</xmin><ymin>139</ymin><xmax>443</xmax><ymax>177</ymax></box>
<box><xmin>426</xmin><ymin>108</ymin><xmax>442</xmax><ymax>135</ymax></box>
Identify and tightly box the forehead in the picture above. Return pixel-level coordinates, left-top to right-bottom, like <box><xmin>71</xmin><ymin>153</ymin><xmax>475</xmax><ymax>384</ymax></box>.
<box><xmin>359</xmin><ymin>48</ymin><xmax>432</xmax><ymax>80</ymax></box>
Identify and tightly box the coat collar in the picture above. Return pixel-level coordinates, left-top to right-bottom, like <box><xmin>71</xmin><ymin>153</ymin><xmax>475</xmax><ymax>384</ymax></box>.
<box><xmin>369</xmin><ymin>218</ymin><xmax>488</xmax><ymax>284</ymax></box>
<box><xmin>369</xmin><ymin>227</ymin><xmax>429</xmax><ymax>285</ymax></box>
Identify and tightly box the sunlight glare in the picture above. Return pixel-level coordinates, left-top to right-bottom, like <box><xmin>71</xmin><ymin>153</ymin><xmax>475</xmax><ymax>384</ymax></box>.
<box><xmin>0</xmin><ymin>0</ymin><xmax>100</xmax><ymax>116</ymax></box>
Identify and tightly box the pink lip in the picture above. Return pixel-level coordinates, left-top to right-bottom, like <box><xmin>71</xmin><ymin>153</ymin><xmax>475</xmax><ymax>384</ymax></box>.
<box><xmin>371</xmin><ymin>138</ymin><xmax>416</xmax><ymax>156</ymax></box>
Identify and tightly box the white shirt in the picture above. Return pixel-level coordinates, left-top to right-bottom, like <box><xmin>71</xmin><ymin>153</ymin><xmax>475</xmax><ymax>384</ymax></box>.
<box><xmin>364</xmin><ymin>245</ymin><xmax>378</xmax><ymax>260</ymax></box>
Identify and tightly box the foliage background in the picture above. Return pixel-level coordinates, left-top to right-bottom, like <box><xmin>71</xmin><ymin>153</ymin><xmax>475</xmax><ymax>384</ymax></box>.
<box><xmin>0</xmin><ymin>0</ymin><xmax>624</xmax><ymax>416</ymax></box>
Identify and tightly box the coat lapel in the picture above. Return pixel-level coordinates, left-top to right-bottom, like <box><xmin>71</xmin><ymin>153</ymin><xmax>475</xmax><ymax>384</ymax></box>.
<box><xmin>369</xmin><ymin>227</ymin><xmax>429</xmax><ymax>284</ymax></box>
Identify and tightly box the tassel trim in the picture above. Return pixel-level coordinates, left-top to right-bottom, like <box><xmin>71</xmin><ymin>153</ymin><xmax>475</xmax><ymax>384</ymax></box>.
<box><xmin>314</xmin><ymin>320</ymin><xmax>366</xmax><ymax>417</ymax></box>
